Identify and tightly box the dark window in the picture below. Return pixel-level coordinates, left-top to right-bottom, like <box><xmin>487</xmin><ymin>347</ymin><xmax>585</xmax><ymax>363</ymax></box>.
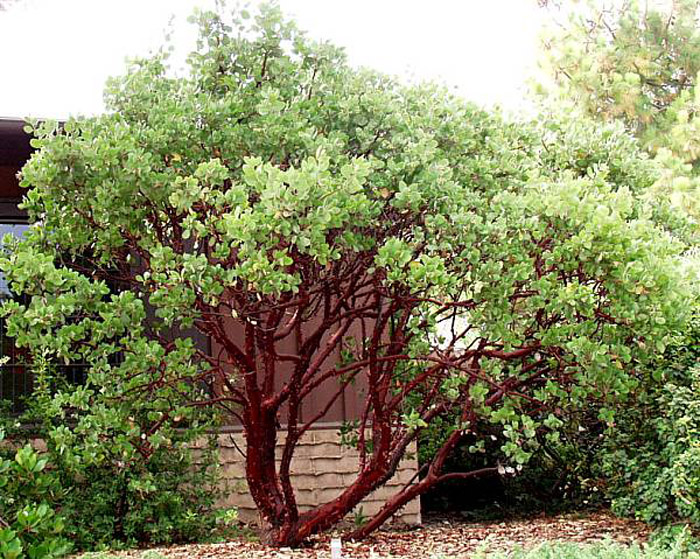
<box><xmin>0</xmin><ymin>221</ymin><xmax>30</xmax><ymax>413</ymax></box>
<box><xmin>0</xmin><ymin>314</ymin><xmax>32</xmax><ymax>414</ymax></box>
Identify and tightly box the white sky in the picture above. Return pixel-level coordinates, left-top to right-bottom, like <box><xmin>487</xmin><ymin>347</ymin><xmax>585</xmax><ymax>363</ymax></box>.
<box><xmin>0</xmin><ymin>0</ymin><xmax>548</xmax><ymax>120</ymax></box>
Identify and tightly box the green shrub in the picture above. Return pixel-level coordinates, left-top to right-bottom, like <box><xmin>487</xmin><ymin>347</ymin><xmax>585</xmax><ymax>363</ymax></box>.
<box><xmin>599</xmin><ymin>317</ymin><xmax>700</xmax><ymax>527</ymax></box>
<box><xmin>419</xmin><ymin>396</ymin><xmax>605</xmax><ymax>516</ymax></box>
<box><xmin>53</xmin><ymin>435</ymin><xmax>223</xmax><ymax>550</ymax></box>
<box><xmin>1</xmin><ymin>355</ymin><xmax>229</xmax><ymax>553</ymax></box>
<box><xmin>0</xmin><ymin>432</ymin><xmax>71</xmax><ymax>559</ymax></box>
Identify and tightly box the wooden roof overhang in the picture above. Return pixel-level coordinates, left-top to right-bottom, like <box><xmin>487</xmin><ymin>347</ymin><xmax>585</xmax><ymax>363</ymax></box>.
<box><xmin>0</xmin><ymin>118</ymin><xmax>33</xmax><ymax>219</ymax></box>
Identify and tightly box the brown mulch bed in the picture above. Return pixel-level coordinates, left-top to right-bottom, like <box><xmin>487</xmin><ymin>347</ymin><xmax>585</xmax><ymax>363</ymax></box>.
<box><xmin>90</xmin><ymin>510</ymin><xmax>651</xmax><ymax>558</ymax></box>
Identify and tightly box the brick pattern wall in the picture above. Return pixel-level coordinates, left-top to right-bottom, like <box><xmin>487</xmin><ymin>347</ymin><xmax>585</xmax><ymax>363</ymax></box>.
<box><xmin>212</xmin><ymin>428</ymin><xmax>421</xmax><ymax>526</ymax></box>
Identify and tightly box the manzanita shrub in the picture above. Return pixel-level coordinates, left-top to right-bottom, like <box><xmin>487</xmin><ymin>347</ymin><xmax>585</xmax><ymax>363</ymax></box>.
<box><xmin>0</xmin><ymin>3</ymin><xmax>693</xmax><ymax>546</ymax></box>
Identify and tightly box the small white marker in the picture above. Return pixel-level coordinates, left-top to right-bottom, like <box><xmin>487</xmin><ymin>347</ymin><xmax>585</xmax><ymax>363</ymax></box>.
<box><xmin>331</xmin><ymin>537</ymin><xmax>343</xmax><ymax>559</ymax></box>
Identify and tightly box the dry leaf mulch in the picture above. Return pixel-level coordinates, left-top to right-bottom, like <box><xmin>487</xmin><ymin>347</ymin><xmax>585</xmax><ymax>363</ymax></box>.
<box><xmin>98</xmin><ymin>510</ymin><xmax>651</xmax><ymax>559</ymax></box>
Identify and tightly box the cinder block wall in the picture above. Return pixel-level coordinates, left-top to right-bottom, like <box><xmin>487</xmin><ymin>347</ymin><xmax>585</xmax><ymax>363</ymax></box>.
<box><xmin>212</xmin><ymin>427</ymin><xmax>421</xmax><ymax>526</ymax></box>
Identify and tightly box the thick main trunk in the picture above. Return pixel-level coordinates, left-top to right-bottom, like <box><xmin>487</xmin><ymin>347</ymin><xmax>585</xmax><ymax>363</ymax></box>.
<box><xmin>247</xmin><ymin>455</ymin><xmax>391</xmax><ymax>546</ymax></box>
<box><xmin>254</xmin><ymin>448</ymin><xmax>417</xmax><ymax>546</ymax></box>
<box><xmin>244</xmin><ymin>411</ymin><xmax>291</xmax><ymax>531</ymax></box>
<box><xmin>259</xmin><ymin>520</ymin><xmax>303</xmax><ymax>547</ymax></box>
